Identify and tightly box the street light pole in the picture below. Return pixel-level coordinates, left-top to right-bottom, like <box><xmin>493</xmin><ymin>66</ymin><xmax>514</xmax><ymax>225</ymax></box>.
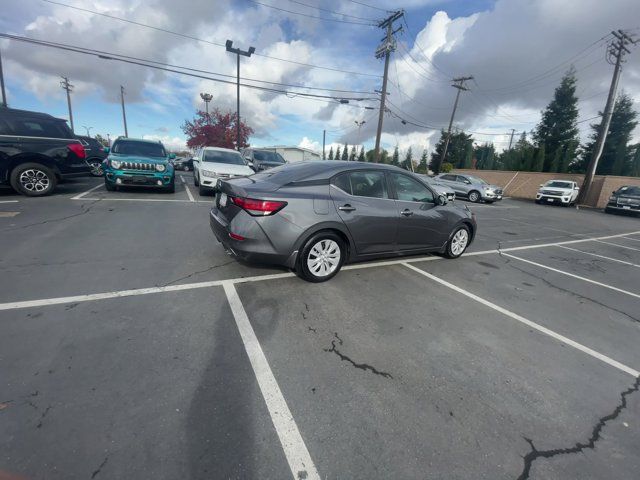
<box><xmin>120</xmin><ymin>85</ymin><xmax>128</xmax><ymax>138</ymax></box>
<box><xmin>355</xmin><ymin>120</ymin><xmax>366</xmax><ymax>158</ymax></box>
<box><xmin>0</xmin><ymin>47</ymin><xmax>7</xmax><ymax>108</ymax></box>
<box><xmin>226</xmin><ymin>40</ymin><xmax>255</xmax><ymax>151</ymax></box>
<box><xmin>200</xmin><ymin>92</ymin><xmax>213</xmax><ymax>118</ymax></box>
<box><xmin>82</xmin><ymin>125</ymin><xmax>93</xmax><ymax>137</ymax></box>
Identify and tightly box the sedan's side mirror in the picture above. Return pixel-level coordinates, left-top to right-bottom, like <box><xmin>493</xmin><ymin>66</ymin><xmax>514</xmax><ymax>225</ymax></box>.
<box><xmin>168</xmin><ymin>153</ymin><xmax>176</xmax><ymax>159</ymax></box>
<box><xmin>103</xmin><ymin>147</ymin><xmax>110</xmax><ymax>154</ymax></box>
<box><xmin>539</xmin><ymin>184</ymin><xmax>544</xmax><ymax>188</ymax></box>
<box><xmin>574</xmin><ymin>186</ymin><xmax>579</xmax><ymax>190</ymax></box>
<box><xmin>436</xmin><ymin>194</ymin><xmax>448</xmax><ymax>206</ymax></box>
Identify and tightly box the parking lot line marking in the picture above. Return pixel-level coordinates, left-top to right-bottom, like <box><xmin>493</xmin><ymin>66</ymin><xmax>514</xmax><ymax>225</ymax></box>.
<box><xmin>500</xmin><ymin>253</ymin><xmax>640</xmax><ymax>300</ymax></box>
<box><xmin>556</xmin><ymin>245</ymin><xmax>640</xmax><ymax>268</ymax></box>
<box><xmin>622</xmin><ymin>236</ymin><xmax>640</xmax><ymax>242</ymax></box>
<box><xmin>0</xmin><ymin>200</ymin><xmax>19</xmax><ymax>203</ymax></box>
<box><xmin>401</xmin><ymin>263</ymin><xmax>640</xmax><ymax>378</ymax></box>
<box><xmin>180</xmin><ymin>175</ymin><xmax>195</xmax><ymax>202</ymax></box>
<box><xmin>70</xmin><ymin>183</ymin><xmax>103</xmax><ymax>200</ymax></box>
<box><xmin>223</xmin><ymin>282</ymin><xmax>320</xmax><ymax>480</ymax></box>
<box><xmin>594</xmin><ymin>239</ymin><xmax>640</xmax><ymax>252</ymax></box>
<box><xmin>76</xmin><ymin>197</ymin><xmax>194</xmax><ymax>203</ymax></box>
<box><xmin>0</xmin><ymin>212</ymin><xmax>19</xmax><ymax>217</ymax></box>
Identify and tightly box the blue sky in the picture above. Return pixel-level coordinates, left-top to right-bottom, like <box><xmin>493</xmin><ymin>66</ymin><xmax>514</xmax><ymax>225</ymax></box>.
<box><xmin>2</xmin><ymin>0</ymin><xmax>638</xmax><ymax>153</ymax></box>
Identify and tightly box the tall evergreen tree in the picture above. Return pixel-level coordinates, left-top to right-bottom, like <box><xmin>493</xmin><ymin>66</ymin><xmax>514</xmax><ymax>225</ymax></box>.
<box><xmin>328</xmin><ymin>146</ymin><xmax>334</xmax><ymax>160</ymax></box>
<box><xmin>430</xmin><ymin>130</ymin><xmax>474</xmax><ymax>170</ymax></box>
<box><xmin>401</xmin><ymin>147</ymin><xmax>414</xmax><ymax>170</ymax></box>
<box><xmin>578</xmin><ymin>93</ymin><xmax>639</xmax><ymax>176</ymax></box>
<box><xmin>532</xmin><ymin>145</ymin><xmax>545</xmax><ymax>172</ymax></box>
<box><xmin>418</xmin><ymin>150</ymin><xmax>428</xmax><ymax>173</ymax></box>
<box><xmin>630</xmin><ymin>144</ymin><xmax>640</xmax><ymax>177</ymax></box>
<box><xmin>357</xmin><ymin>146</ymin><xmax>365</xmax><ymax>162</ymax></box>
<box><xmin>533</xmin><ymin>68</ymin><xmax>580</xmax><ymax>172</ymax></box>
<box><xmin>349</xmin><ymin>145</ymin><xmax>357</xmax><ymax>161</ymax></box>
<box><xmin>391</xmin><ymin>145</ymin><xmax>400</xmax><ymax>166</ymax></box>
<box><xmin>335</xmin><ymin>146</ymin><xmax>341</xmax><ymax>161</ymax></box>
<box><xmin>463</xmin><ymin>142</ymin><xmax>473</xmax><ymax>169</ymax></box>
<box><xmin>341</xmin><ymin>144</ymin><xmax>349</xmax><ymax>161</ymax></box>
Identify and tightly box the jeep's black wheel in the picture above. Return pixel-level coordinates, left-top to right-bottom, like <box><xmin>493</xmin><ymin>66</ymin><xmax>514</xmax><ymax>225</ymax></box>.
<box><xmin>10</xmin><ymin>163</ymin><xmax>57</xmax><ymax>196</ymax></box>
<box><xmin>166</xmin><ymin>180</ymin><xmax>175</xmax><ymax>193</ymax></box>
<box><xmin>105</xmin><ymin>180</ymin><xmax>116</xmax><ymax>191</ymax></box>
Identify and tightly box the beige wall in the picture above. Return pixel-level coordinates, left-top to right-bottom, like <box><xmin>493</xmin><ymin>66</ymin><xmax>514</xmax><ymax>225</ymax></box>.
<box><xmin>452</xmin><ymin>169</ymin><xmax>640</xmax><ymax>208</ymax></box>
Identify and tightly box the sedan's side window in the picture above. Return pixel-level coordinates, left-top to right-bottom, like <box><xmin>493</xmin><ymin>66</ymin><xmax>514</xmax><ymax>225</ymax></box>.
<box><xmin>457</xmin><ymin>175</ymin><xmax>470</xmax><ymax>184</ymax></box>
<box><xmin>441</xmin><ymin>174</ymin><xmax>456</xmax><ymax>181</ymax></box>
<box><xmin>349</xmin><ymin>171</ymin><xmax>388</xmax><ymax>199</ymax></box>
<box><xmin>391</xmin><ymin>174</ymin><xmax>434</xmax><ymax>203</ymax></box>
<box><xmin>332</xmin><ymin>173</ymin><xmax>352</xmax><ymax>194</ymax></box>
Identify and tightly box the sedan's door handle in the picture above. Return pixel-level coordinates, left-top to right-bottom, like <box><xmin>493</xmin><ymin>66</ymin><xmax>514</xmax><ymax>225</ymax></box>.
<box><xmin>400</xmin><ymin>209</ymin><xmax>413</xmax><ymax>216</ymax></box>
<box><xmin>338</xmin><ymin>204</ymin><xmax>356</xmax><ymax>212</ymax></box>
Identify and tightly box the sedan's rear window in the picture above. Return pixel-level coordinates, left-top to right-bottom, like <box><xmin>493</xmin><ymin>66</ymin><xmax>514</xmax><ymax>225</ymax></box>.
<box><xmin>332</xmin><ymin>171</ymin><xmax>388</xmax><ymax>199</ymax></box>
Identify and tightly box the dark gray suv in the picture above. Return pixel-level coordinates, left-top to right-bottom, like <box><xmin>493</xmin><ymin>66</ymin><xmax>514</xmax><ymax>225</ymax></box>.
<box><xmin>209</xmin><ymin>162</ymin><xmax>476</xmax><ymax>282</ymax></box>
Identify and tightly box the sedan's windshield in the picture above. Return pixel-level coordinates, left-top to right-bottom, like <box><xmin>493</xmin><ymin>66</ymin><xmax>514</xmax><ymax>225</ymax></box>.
<box><xmin>546</xmin><ymin>181</ymin><xmax>572</xmax><ymax>188</ymax></box>
<box><xmin>112</xmin><ymin>140</ymin><xmax>166</xmax><ymax>157</ymax></box>
<box><xmin>203</xmin><ymin>150</ymin><xmax>245</xmax><ymax>165</ymax></box>
<box><xmin>254</xmin><ymin>151</ymin><xmax>286</xmax><ymax>163</ymax></box>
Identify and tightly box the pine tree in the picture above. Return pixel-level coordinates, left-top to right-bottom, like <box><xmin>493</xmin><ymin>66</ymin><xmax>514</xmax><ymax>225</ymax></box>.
<box><xmin>463</xmin><ymin>142</ymin><xmax>473</xmax><ymax>169</ymax></box>
<box><xmin>357</xmin><ymin>147</ymin><xmax>365</xmax><ymax>162</ymax></box>
<box><xmin>430</xmin><ymin>130</ymin><xmax>474</xmax><ymax>171</ymax></box>
<box><xmin>533</xmin><ymin>68</ymin><xmax>580</xmax><ymax>172</ymax></box>
<box><xmin>391</xmin><ymin>145</ymin><xmax>400</xmax><ymax>166</ymax></box>
<box><xmin>401</xmin><ymin>147</ymin><xmax>414</xmax><ymax>170</ymax></box>
<box><xmin>349</xmin><ymin>145</ymin><xmax>357</xmax><ymax>161</ymax></box>
<box><xmin>380</xmin><ymin>149</ymin><xmax>390</xmax><ymax>164</ymax></box>
<box><xmin>335</xmin><ymin>146</ymin><xmax>341</xmax><ymax>160</ymax></box>
<box><xmin>341</xmin><ymin>144</ymin><xmax>349</xmax><ymax>161</ymax></box>
<box><xmin>630</xmin><ymin>144</ymin><xmax>640</xmax><ymax>177</ymax></box>
<box><xmin>418</xmin><ymin>150</ymin><xmax>428</xmax><ymax>173</ymax></box>
<box><xmin>579</xmin><ymin>93</ymin><xmax>638</xmax><ymax>175</ymax></box>
<box><xmin>532</xmin><ymin>145</ymin><xmax>545</xmax><ymax>172</ymax></box>
<box><xmin>328</xmin><ymin>146</ymin><xmax>334</xmax><ymax>160</ymax></box>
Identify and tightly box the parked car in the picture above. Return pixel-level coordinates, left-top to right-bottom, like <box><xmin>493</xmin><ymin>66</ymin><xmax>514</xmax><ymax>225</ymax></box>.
<box><xmin>0</xmin><ymin>107</ymin><xmax>89</xmax><ymax>196</ymax></box>
<box><xmin>535</xmin><ymin>180</ymin><xmax>579</xmax><ymax>206</ymax></box>
<box><xmin>77</xmin><ymin>135</ymin><xmax>108</xmax><ymax>177</ymax></box>
<box><xmin>209</xmin><ymin>161</ymin><xmax>476</xmax><ymax>282</ymax></box>
<box><xmin>194</xmin><ymin>146</ymin><xmax>254</xmax><ymax>195</ymax></box>
<box><xmin>103</xmin><ymin>137</ymin><xmax>176</xmax><ymax>192</ymax></box>
<box><xmin>414</xmin><ymin>174</ymin><xmax>455</xmax><ymax>202</ymax></box>
<box><xmin>173</xmin><ymin>157</ymin><xmax>194</xmax><ymax>171</ymax></box>
<box><xmin>242</xmin><ymin>147</ymin><xmax>287</xmax><ymax>171</ymax></box>
<box><xmin>434</xmin><ymin>173</ymin><xmax>503</xmax><ymax>203</ymax></box>
<box><xmin>605</xmin><ymin>185</ymin><xmax>640</xmax><ymax>216</ymax></box>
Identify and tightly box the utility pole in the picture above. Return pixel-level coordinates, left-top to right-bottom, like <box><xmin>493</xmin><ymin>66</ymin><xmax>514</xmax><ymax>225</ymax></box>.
<box><xmin>200</xmin><ymin>92</ymin><xmax>213</xmax><ymax>117</ymax></box>
<box><xmin>578</xmin><ymin>29</ymin><xmax>637</xmax><ymax>205</ymax></box>
<box><xmin>120</xmin><ymin>85</ymin><xmax>128</xmax><ymax>138</ymax></box>
<box><xmin>60</xmin><ymin>76</ymin><xmax>74</xmax><ymax>133</ymax></box>
<box><xmin>374</xmin><ymin>10</ymin><xmax>404</xmax><ymax>162</ymax></box>
<box><xmin>508</xmin><ymin>129</ymin><xmax>516</xmax><ymax>150</ymax></box>
<box><xmin>0</xmin><ymin>47</ymin><xmax>7</xmax><ymax>107</ymax></box>
<box><xmin>322</xmin><ymin>129</ymin><xmax>326</xmax><ymax>159</ymax></box>
<box><xmin>226</xmin><ymin>40</ymin><xmax>255</xmax><ymax>151</ymax></box>
<box><xmin>435</xmin><ymin>76</ymin><xmax>473</xmax><ymax>174</ymax></box>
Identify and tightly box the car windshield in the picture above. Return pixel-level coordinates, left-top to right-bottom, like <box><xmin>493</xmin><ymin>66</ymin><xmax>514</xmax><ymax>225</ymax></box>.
<box><xmin>466</xmin><ymin>176</ymin><xmax>488</xmax><ymax>185</ymax></box>
<box><xmin>546</xmin><ymin>181</ymin><xmax>572</xmax><ymax>188</ymax></box>
<box><xmin>254</xmin><ymin>151</ymin><xmax>286</xmax><ymax>163</ymax></box>
<box><xmin>112</xmin><ymin>140</ymin><xmax>166</xmax><ymax>157</ymax></box>
<box><xmin>617</xmin><ymin>186</ymin><xmax>640</xmax><ymax>195</ymax></box>
<box><xmin>203</xmin><ymin>150</ymin><xmax>245</xmax><ymax>165</ymax></box>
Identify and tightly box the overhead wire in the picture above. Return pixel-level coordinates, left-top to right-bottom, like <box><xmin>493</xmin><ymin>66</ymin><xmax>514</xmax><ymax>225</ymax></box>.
<box><xmin>246</xmin><ymin>0</ymin><xmax>376</xmax><ymax>26</ymax></box>
<box><xmin>345</xmin><ymin>0</ymin><xmax>390</xmax><ymax>13</ymax></box>
<box><xmin>284</xmin><ymin>0</ymin><xmax>377</xmax><ymax>22</ymax></box>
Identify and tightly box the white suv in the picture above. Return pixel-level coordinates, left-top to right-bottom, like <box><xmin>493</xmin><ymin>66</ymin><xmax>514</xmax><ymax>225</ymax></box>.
<box><xmin>535</xmin><ymin>180</ymin><xmax>579</xmax><ymax>206</ymax></box>
<box><xmin>193</xmin><ymin>146</ymin><xmax>254</xmax><ymax>195</ymax></box>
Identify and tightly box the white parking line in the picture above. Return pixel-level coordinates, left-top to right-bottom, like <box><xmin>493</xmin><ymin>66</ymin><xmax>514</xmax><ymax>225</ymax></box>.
<box><xmin>622</xmin><ymin>236</ymin><xmax>640</xmax><ymax>243</ymax></box>
<box><xmin>70</xmin><ymin>183</ymin><xmax>103</xmax><ymax>200</ymax></box>
<box><xmin>75</xmin><ymin>197</ymin><xmax>194</xmax><ymax>203</ymax></box>
<box><xmin>594</xmin><ymin>239</ymin><xmax>640</xmax><ymax>252</ymax></box>
<box><xmin>556</xmin><ymin>245</ymin><xmax>640</xmax><ymax>268</ymax></box>
<box><xmin>0</xmin><ymin>200</ymin><xmax>19</xmax><ymax>204</ymax></box>
<box><xmin>402</xmin><ymin>263</ymin><xmax>640</xmax><ymax>378</ymax></box>
<box><xmin>223</xmin><ymin>282</ymin><xmax>320</xmax><ymax>480</ymax></box>
<box><xmin>180</xmin><ymin>175</ymin><xmax>195</xmax><ymax>202</ymax></box>
<box><xmin>501</xmin><ymin>253</ymin><xmax>640</xmax><ymax>299</ymax></box>
<box><xmin>1</xmin><ymin>229</ymin><xmax>640</xmax><ymax>312</ymax></box>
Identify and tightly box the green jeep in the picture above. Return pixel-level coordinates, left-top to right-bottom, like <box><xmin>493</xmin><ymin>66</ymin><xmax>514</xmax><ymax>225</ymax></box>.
<box><xmin>104</xmin><ymin>137</ymin><xmax>176</xmax><ymax>192</ymax></box>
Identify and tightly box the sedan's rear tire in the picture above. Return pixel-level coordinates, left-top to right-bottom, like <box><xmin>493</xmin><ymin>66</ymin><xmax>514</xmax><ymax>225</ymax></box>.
<box><xmin>297</xmin><ymin>231</ymin><xmax>345</xmax><ymax>283</ymax></box>
<box><xmin>468</xmin><ymin>190</ymin><xmax>480</xmax><ymax>203</ymax></box>
<box><xmin>445</xmin><ymin>225</ymin><xmax>471</xmax><ymax>259</ymax></box>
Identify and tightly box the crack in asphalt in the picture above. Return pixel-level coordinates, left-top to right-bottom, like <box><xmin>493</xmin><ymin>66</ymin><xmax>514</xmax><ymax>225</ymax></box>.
<box><xmin>158</xmin><ymin>260</ymin><xmax>235</xmax><ymax>287</ymax></box>
<box><xmin>498</xmin><ymin>254</ymin><xmax>640</xmax><ymax>324</ymax></box>
<box><xmin>517</xmin><ymin>376</ymin><xmax>640</xmax><ymax>480</ymax></box>
<box><xmin>324</xmin><ymin>339</ymin><xmax>393</xmax><ymax>379</ymax></box>
<box><xmin>91</xmin><ymin>455</ymin><xmax>110</xmax><ymax>479</ymax></box>
<box><xmin>0</xmin><ymin>199</ymin><xmax>101</xmax><ymax>233</ymax></box>
<box><xmin>36</xmin><ymin>405</ymin><xmax>52</xmax><ymax>428</ymax></box>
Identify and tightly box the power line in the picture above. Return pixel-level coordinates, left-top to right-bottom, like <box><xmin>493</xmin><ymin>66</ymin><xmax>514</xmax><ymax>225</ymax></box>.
<box><xmin>284</xmin><ymin>0</ymin><xmax>377</xmax><ymax>22</ymax></box>
<box><xmin>345</xmin><ymin>0</ymin><xmax>390</xmax><ymax>13</ymax></box>
<box><xmin>246</xmin><ymin>0</ymin><xmax>376</xmax><ymax>26</ymax></box>
<box><xmin>40</xmin><ymin>0</ymin><xmax>381</xmax><ymax>78</ymax></box>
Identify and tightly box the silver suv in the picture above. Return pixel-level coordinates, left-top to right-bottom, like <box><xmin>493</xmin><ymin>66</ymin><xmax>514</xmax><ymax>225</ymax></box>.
<box><xmin>434</xmin><ymin>173</ymin><xmax>503</xmax><ymax>203</ymax></box>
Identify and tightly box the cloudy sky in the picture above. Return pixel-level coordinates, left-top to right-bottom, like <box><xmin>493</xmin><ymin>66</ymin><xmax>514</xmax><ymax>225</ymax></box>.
<box><xmin>1</xmin><ymin>0</ymin><xmax>639</xmax><ymax>154</ymax></box>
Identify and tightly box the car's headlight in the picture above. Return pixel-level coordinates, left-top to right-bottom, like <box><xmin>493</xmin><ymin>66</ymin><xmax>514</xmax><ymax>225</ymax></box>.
<box><xmin>609</xmin><ymin>195</ymin><xmax>617</xmax><ymax>201</ymax></box>
<box><xmin>156</xmin><ymin>164</ymin><xmax>166</xmax><ymax>172</ymax></box>
<box><xmin>110</xmin><ymin>159</ymin><xmax>121</xmax><ymax>169</ymax></box>
<box><xmin>201</xmin><ymin>169</ymin><xmax>217</xmax><ymax>177</ymax></box>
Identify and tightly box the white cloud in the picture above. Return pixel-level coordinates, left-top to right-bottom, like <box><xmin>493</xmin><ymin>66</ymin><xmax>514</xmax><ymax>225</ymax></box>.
<box><xmin>142</xmin><ymin>134</ymin><xmax>187</xmax><ymax>152</ymax></box>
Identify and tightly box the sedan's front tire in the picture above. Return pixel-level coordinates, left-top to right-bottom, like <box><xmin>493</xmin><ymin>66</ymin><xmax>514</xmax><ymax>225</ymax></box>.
<box><xmin>297</xmin><ymin>231</ymin><xmax>345</xmax><ymax>283</ymax></box>
<box><xmin>445</xmin><ymin>225</ymin><xmax>471</xmax><ymax>259</ymax></box>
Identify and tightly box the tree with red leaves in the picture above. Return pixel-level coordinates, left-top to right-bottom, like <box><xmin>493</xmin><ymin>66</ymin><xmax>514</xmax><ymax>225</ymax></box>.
<box><xmin>181</xmin><ymin>109</ymin><xmax>253</xmax><ymax>150</ymax></box>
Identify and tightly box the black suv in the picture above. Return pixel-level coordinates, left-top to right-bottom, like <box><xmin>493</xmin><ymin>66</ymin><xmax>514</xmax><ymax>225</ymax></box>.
<box><xmin>242</xmin><ymin>148</ymin><xmax>286</xmax><ymax>171</ymax></box>
<box><xmin>605</xmin><ymin>185</ymin><xmax>640</xmax><ymax>216</ymax></box>
<box><xmin>77</xmin><ymin>135</ymin><xmax>108</xmax><ymax>176</ymax></box>
<box><xmin>0</xmin><ymin>108</ymin><xmax>89</xmax><ymax>196</ymax></box>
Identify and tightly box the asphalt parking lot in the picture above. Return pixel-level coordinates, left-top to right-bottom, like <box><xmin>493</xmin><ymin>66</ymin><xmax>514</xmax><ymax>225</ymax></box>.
<box><xmin>1</xmin><ymin>175</ymin><xmax>639</xmax><ymax>480</ymax></box>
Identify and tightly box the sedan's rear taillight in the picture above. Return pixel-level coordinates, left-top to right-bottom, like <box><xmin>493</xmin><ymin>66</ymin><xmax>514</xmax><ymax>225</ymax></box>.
<box><xmin>230</xmin><ymin>196</ymin><xmax>287</xmax><ymax>216</ymax></box>
<box><xmin>68</xmin><ymin>143</ymin><xmax>86</xmax><ymax>159</ymax></box>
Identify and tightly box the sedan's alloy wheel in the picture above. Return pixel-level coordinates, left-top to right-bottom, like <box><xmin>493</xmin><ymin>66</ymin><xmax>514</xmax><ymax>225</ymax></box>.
<box><xmin>19</xmin><ymin>169</ymin><xmax>50</xmax><ymax>193</ymax></box>
<box><xmin>306</xmin><ymin>239</ymin><xmax>341</xmax><ymax>277</ymax></box>
<box><xmin>450</xmin><ymin>228</ymin><xmax>469</xmax><ymax>256</ymax></box>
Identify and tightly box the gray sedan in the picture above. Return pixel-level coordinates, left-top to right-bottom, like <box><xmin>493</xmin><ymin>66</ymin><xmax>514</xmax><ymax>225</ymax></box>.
<box><xmin>210</xmin><ymin>162</ymin><xmax>477</xmax><ymax>282</ymax></box>
<box><xmin>414</xmin><ymin>174</ymin><xmax>456</xmax><ymax>202</ymax></box>
<box><xmin>434</xmin><ymin>173</ymin><xmax>503</xmax><ymax>203</ymax></box>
